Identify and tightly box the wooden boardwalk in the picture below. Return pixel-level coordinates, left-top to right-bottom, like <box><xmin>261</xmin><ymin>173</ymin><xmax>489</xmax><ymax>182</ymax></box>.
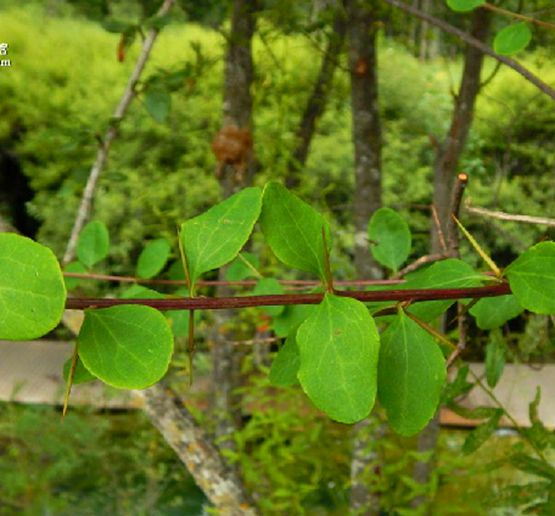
<box><xmin>1</xmin><ymin>339</ymin><xmax>553</xmax><ymax>428</ymax></box>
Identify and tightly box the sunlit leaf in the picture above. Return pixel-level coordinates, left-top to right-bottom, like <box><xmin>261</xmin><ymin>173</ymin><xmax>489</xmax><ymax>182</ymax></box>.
<box><xmin>469</xmin><ymin>294</ymin><xmax>523</xmax><ymax>329</ymax></box>
<box><xmin>297</xmin><ymin>294</ymin><xmax>380</xmax><ymax>424</ymax></box>
<box><xmin>378</xmin><ymin>310</ymin><xmax>446</xmax><ymax>436</ymax></box>
<box><xmin>78</xmin><ymin>305</ymin><xmax>173</xmax><ymax>389</ymax></box>
<box><xmin>368</xmin><ymin>207</ymin><xmax>411</xmax><ymax>271</ymax></box>
<box><xmin>136</xmin><ymin>238</ymin><xmax>171</xmax><ymax>279</ymax></box>
<box><xmin>446</xmin><ymin>0</ymin><xmax>484</xmax><ymax>12</ymax></box>
<box><xmin>77</xmin><ymin>221</ymin><xmax>110</xmax><ymax>269</ymax></box>
<box><xmin>505</xmin><ymin>242</ymin><xmax>555</xmax><ymax>314</ymax></box>
<box><xmin>0</xmin><ymin>233</ymin><xmax>66</xmax><ymax>340</ymax></box>
<box><xmin>261</xmin><ymin>182</ymin><xmax>331</xmax><ymax>280</ymax></box>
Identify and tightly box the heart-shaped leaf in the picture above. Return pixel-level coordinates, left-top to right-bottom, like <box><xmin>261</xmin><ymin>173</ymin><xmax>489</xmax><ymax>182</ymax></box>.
<box><xmin>136</xmin><ymin>238</ymin><xmax>171</xmax><ymax>279</ymax></box>
<box><xmin>180</xmin><ymin>187</ymin><xmax>262</xmax><ymax>291</ymax></box>
<box><xmin>493</xmin><ymin>23</ymin><xmax>532</xmax><ymax>56</ymax></box>
<box><xmin>505</xmin><ymin>241</ymin><xmax>555</xmax><ymax>314</ymax></box>
<box><xmin>297</xmin><ymin>294</ymin><xmax>380</xmax><ymax>424</ymax></box>
<box><xmin>77</xmin><ymin>221</ymin><xmax>110</xmax><ymax>269</ymax></box>
<box><xmin>0</xmin><ymin>233</ymin><xmax>66</xmax><ymax>340</ymax></box>
<box><xmin>78</xmin><ymin>305</ymin><xmax>173</xmax><ymax>389</ymax></box>
<box><xmin>261</xmin><ymin>182</ymin><xmax>331</xmax><ymax>280</ymax></box>
<box><xmin>378</xmin><ymin>310</ymin><xmax>446</xmax><ymax>436</ymax></box>
<box><xmin>368</xmin><ymin>207</ymin><xmax>411</xmax><ymax>271</ymax></box>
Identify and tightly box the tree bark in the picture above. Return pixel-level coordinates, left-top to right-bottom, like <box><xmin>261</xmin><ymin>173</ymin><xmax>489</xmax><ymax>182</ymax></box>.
<box><xmin>413</xmin><ymin>8</ymin><xmax>492</xmax><ymax>509</ymax></box>
<box><xmin>211</xmin><ymin>0</ymin><xmax>258</xmax><ymax>460</ymax></box>
<box><xmin>139</xmin><ymin>383</ymin><xmax>257</xmax><ymax>515</ymax></box>
<box><xmin>345</xmin><ymin>1</ymin><xmax>383</xmax><ymax>513</ymax></box>
<box><xmin>286</xmin><ymin>4</ymin><xmax>347</xmax><ymax>188</ymax></box>
<box><xmin>346</xmin><ymin>0</ymin><xmax>383</xmax><ymax>280</ymax></box>
<box><xmin>431</xmin><ymin>8</ymin><xmax>491</xmax><ymax>252</ymax></box>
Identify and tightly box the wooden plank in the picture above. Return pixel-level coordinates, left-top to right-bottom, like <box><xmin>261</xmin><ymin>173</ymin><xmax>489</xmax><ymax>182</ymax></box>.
<box><xmin>0</xmin><ymin>340</ymin><xmax>142</xmax><ymax>409</ymax></box>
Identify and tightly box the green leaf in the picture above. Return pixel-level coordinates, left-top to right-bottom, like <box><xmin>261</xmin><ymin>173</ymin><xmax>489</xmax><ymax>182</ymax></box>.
<box><xmin>261</xmin><ymin>182</ymin><xmax>331</xmax><ymax>280</ymax></box>
<box><xmin>378</xmin><ymin>311</ymin><xmax>446</xmax><ymax>436</ymax></box>
<box><xmin>180</xmin><ymin>187</ymin><xmax>262</xmax><ymax>291</ymax></box>
<box><xmin>485</xmin><ymin>330</ymin><xmax>506</xmax><ymax>388</ymax></box>
<box><xmin>297</xmin><ymin>294</ymin><xmax>380</xmax><ymax>424</ymax></box>
<box><xmin>225</xmin><ymin>252</ymin><xmax>260</xmax><ymax>281</ymax></box>
<box><xmin>78</xmin><ymin>305</ymin><xmax>173</xmax><ymax>389</ymax></box>
<box><xmin>143</xmin><ymin>13</ymin><xmax>173</xmax><ymax>30</ymax></box>
<box><xmin>404</xmin><ymin>259</ymin><xmax>484</xmax><ymax>321</ymax></box>
<box><xmin>136</xmin><ymin>238</ymin><xmax>171</xmax><ymax>279</ymax></box>
<box><xmin>368</xmin><ymin>207</ymin><xmax>411</xmax><ymax>271</ymax></box>
<box><xmin>446</xmin><ymin>0</ymin><xmax>484</xmax><ymax>12</ymax></box>
<box><xmin>120</xmin><ymin>284</ymin><xmax>165</xmax><ymax>299</ymax></box>
<box><xmin>252</xmin><ymin>277</ymin><xmax>285</xmax><ymax>316</ymax></box>
<box><xmin>442</xmin><ymin>364</ymin><xmax>473</xmax><ymax>404</ymax></box>
<box><xmin>469</xmin><ymin>294</ymin><xmax>523</xmax><ymax>329</ymax></box>
<box><xmin>505</xmin><ymin>242</ymin><xmax>555</xmax><ymax>314</ymax></box>
<box><xmin>272</xmin><ymin>304</ymin><xmax>315</xmax><ymax>338</ymax></box>
<box><xmin>77</xmin><ymin>221</ymin><xmax>110</xmax><ymax>269</ymax></box>
<box><xmin>449</xmin><ymin>403</ymin><xmax>501</xmax><ymax>420</ymax></box>
<box><xmin>462</xmin><ymin>409</ymin><xmax>503</xmax><ymax>454</ymax></box>
<box><xmin>167</xmin><ymin>260</ymin><xmax>185</xmax><ymax>281</ymax></box>
<box><xmin>269</xmin><ymin>332</ymin><xmax>300</xmax><ymax>387</ymax></box>
<box><xmin>63</xmin><ymin>261</ymin><xmax>87</xmax><ymax>290</ymax></box>
<box><xmin>144</xmin><ymin>87</ymin><xmax>171</xmax><ymax>123</ymax></box>
<box><xmin>63</xmin><ymin>354</ymin><xmax>96</xmax><ymax>384</ymax></box>
<box><xmin>0</xmin><ymin>233</ymin><xmax>66</xmax><ymax>340</ymax></box>
<box><xmin>494</xmin><ymin>23</ymin><xmax>532</xmax><ymax>56</ymax></box>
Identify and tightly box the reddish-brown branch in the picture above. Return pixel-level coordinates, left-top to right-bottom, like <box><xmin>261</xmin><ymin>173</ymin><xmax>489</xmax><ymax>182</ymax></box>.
<box><xmin>66</xmin><ymin>282</ymin><xmax>510</xmax><ymax>311</ymax></box>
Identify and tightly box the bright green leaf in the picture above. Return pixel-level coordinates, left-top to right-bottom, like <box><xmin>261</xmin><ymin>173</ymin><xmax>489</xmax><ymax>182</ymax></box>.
<box><xmin>77</xmin><ymin>221</ymin><xmax>110</xmax><ymax>269</ymax></box>
<box><xmin>505</xmin><ymin>242</ymin><xmax>555</xmax><ymax>314</ymax></box>
<box><xmin>378</xmin><ymin>311</ymin><xmax>446</xmax><ymax>436</ymax></box>
<box><xmin>261</xmin><ymin>182</ymin><xmax>331</xmax><ymax>280</ymax></box>
<box><xmin>470</xmin><ymin>294</ymin><xmax>523</xmax><ymax>329</ymax></box>
<box><xmin>63</xmin><ymin>261</ymin><xmax>87</xmax><ymax>290</ymax></box>
<box><xmin>368</xmin><ymin>207</ymin><xmax>411</xmax><ymax>271</ymax></box>
<box><xmin>63</xmin><ymin>354</ymin><xmax>96</xmax><ymax>384</ymax></box>
<box><xmin>494</xmin><ymin>23</ymin><xmax>532</xmax><ymax>56</ymax></box>
<box><xmin>297</xmin><ymin>294</ymin><xmax>380</xmax><ymax>424</ymax></box>
<box><xmin>144</xmin><ymin>87</ymin><xmax>171</xmax><ymax>123</ymax></box>
<box><xmin>269</xmin><ymin>332</ymin><xmax>300</xmax><ymax>387</ymax></box>
<box><xmin>136</xmin><ymin>238</ymin><xmax>171</xmax><ymax>279</ymax></box>
<box><xmin>225</xmin><ymin>252</ymin><xmax>260</xmax><ymax>281</ymax></box>
<box><xmin>120</xmin><ymin>284</ymin><xmax>165</xmax><ymax>299</ymax></box>
<box><xmin>0</xmin><ymin>233</ymin><xmax>66</xmax><ymax>340</ymax></box>
<box><xmin>404</xmin><ymin>259</ymin><xmax>484</xmax><ymax>321</ymax></box>
<box><xmin>166</xmin><ymin>310</ymin><xmax>191</xmax><ymax>337</ymax></box>
<box><xmin>485</xmin><ymin>330</ymin><xmax>506</xmax><ymax>388</ymax></box>
<box><xmin>446</xmin><ymin>0</ymin><xmax>484</xmax><ymax>12</ymax></box>
<box><xmin>252</xmin><ymin>277</ymin><xmax>285</xmax><ymax>316</ymax></box>
<box><xmin>180</xmin><ymin>187</ymin><xmax>262</xmax><ymax>291</ymax></box>
<box><xmin>78</xmin><ymin>305</ymin><xmax>173</xmax><ymax>389</ymax></box>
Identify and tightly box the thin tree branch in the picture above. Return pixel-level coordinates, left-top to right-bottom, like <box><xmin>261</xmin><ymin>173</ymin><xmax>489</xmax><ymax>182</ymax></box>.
<box><xmin>66</xmin><ymin>282</ymin><xmax>511</xmax><ymax>310</ymax></box>
<box><xmin>382</xmin><ymin>0</ymin><xmax>555</xmax><ymax>102</ymax></box>
<box><xmin>465</xmin><ymin>203</ymin><xmax>555</xmax><ymax>227</ymax></box>
<box><xmin>482</xmin><ymin>2</ymin><xmax>555</xmax><ymax>30</ymax></box>
<box><xmin>62</xmin><ymin>0</ymin><xmax>175</xmax><ymax>265</ymax></box>
<box><xmin>137</xmin><ymin>382</ymin><xmax>258</xmax><ymax>515</ymax></box>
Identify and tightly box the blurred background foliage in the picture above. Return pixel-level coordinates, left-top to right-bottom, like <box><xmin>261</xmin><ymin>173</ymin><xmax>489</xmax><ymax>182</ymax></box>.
<box><xmin>1</xmin><ymin>0</ymin><xmax>555</xmax><ymax>514</ymax></box>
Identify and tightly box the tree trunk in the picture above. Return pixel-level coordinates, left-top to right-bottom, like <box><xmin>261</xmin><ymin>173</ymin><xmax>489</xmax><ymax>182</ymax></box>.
<box><xmin>211</xmin><ymin>0</ymin><xmax>258</xmax><ymax>459</ymax></box>
<box><xmin>431</xmin><ymin>8</ymin><xmax>492</xmax><ymax>252</ymax></box>
<box><xmin>345</xmin><ymin>0</ymin><xmax>383</xmax><ymax>513</ymax></box>
<box><xmin>139</xmin><ymin>383</ymin><xmax>257</xmax><ymax>515</ymax></box>
<box><xmin>286</xmin><ymin>4</ymin><xmax>347</xmax><ymax>188</ymax></box>
<box><xmin>413</xmin><ymin>8</ymin><xmax>492</xmax><ymax>509</ymax></box>
<box><xmin>346</xmin><ymin>0</ymin><xmax>382</xmax><ymax>280</ymax></box>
